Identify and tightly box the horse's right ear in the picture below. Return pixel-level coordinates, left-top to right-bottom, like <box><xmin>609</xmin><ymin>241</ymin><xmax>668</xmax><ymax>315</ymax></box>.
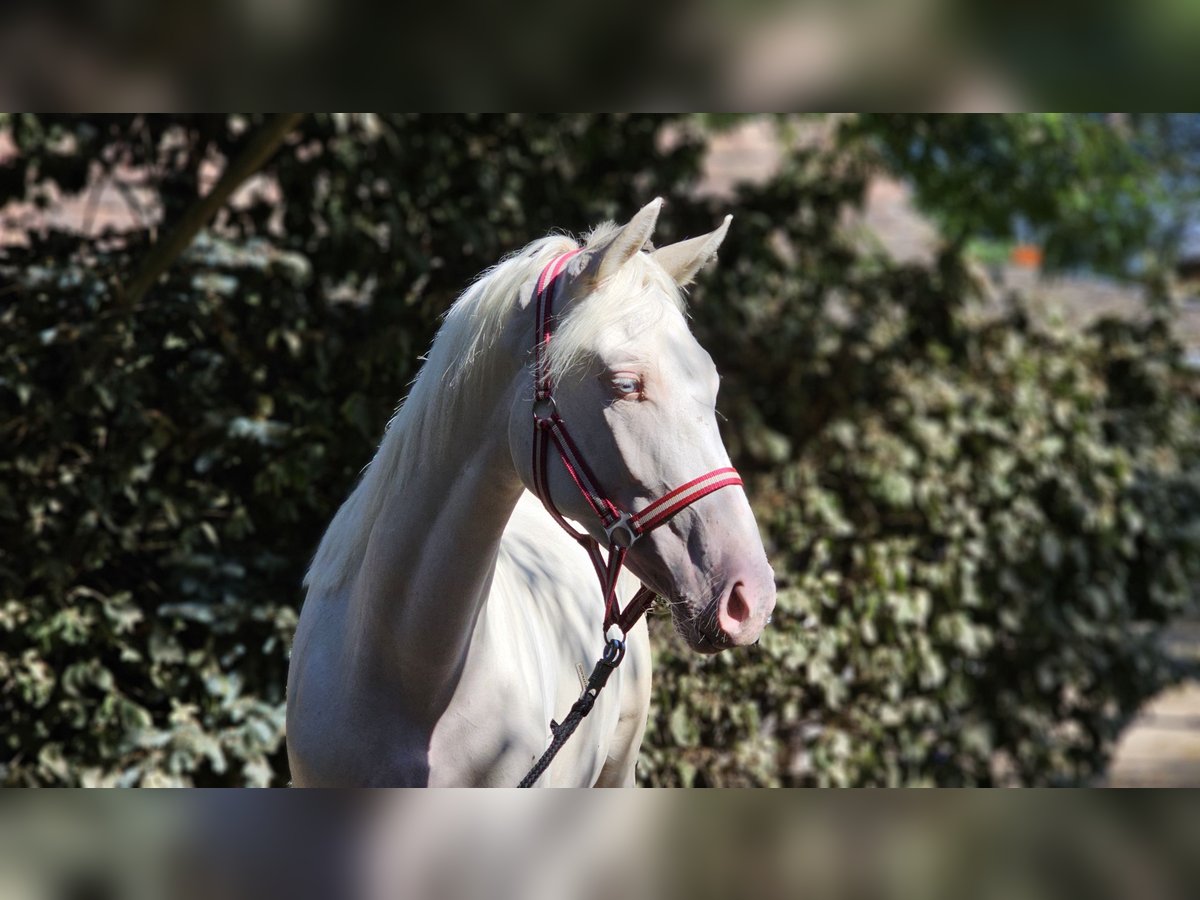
<box><xmin>651</xmin><ymin>215</ymin><xmax>731</xmax><ymax>287</ymax></box>
<box><xmin>575</xmin><ymin>198</ymin><xmax>663</xmax><ymax>287</ymax></box>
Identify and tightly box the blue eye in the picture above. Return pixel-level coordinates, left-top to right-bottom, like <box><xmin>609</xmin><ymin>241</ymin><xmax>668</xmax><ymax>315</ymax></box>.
<box><xmin>612</xmin><ymin>376</ymin><xmax>641</xmax><ymax>396</ymax></box>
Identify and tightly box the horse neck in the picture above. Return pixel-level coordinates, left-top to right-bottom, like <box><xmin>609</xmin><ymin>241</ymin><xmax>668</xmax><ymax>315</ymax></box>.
<box><xmin>349</xmin><ymin>335</ymin><xmax>527</xmax><ymax>723</ymax></box>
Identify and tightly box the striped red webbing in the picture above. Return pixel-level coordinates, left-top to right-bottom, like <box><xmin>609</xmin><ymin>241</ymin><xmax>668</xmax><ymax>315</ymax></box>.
<box><xmin>530</xmin><ymin>249</ymin><xmax>744</xmax><ymax>634</ymax></box>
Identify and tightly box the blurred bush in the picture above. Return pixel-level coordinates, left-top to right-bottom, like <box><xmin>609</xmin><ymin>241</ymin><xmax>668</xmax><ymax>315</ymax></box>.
<box><xmin>647</xmin><ymin>249</ymin><xmax>1200</xmax><ymax>786</ymax></box>
<box><xmin>1</xmin><ymin>114</ymin><xmax>1197</xmax><ymax>785</ymax></box>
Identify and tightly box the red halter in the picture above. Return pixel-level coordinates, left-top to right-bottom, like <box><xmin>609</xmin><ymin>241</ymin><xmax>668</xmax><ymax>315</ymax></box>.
<box><xmin>529</xmin><ymin>249</ymin><xmax>744</xmax><ymax>635</ymax></box>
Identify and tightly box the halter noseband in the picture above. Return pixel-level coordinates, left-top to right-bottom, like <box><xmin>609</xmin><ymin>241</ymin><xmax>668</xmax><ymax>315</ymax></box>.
<box><xmin>529</xmin><ymin>249</ymin><xmax>744</xmax><ymax>636</ymax></box>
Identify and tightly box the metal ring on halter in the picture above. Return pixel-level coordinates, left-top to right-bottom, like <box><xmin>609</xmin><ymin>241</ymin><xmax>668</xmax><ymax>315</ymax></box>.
<box><xmin>532</xmin><ymin>395</ymin><xmax>557</xmax><ymax>424</ymax></box>
<box><xmin>605</xmin><ymin>513</ymin><xmax>639</xmax><ymax>549</ymax></box>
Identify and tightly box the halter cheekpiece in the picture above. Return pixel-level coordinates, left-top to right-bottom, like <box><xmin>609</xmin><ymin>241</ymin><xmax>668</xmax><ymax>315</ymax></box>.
<box><xmin>528</xmin><ymin>248</ymin><xmax>744</xmax><ymax>636</ymax></box>
<box><xmin>519</xmin><ymin>248</ymin><xmax>744</xmax><ymax>787</ymax></box>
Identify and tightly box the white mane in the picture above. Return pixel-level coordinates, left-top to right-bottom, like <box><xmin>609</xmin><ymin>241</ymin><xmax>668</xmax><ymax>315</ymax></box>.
<box><xmin>303</xmin><ymin>224</ymin><xmax>685</xmax><ymax>599</ymax></box>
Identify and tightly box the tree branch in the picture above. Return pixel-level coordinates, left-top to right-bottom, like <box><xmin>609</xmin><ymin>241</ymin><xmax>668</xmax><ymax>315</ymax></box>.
<box><xmin>120</xmin><ymin>113</ymin><xmax>305</xmax><ymax>309</ymax></box>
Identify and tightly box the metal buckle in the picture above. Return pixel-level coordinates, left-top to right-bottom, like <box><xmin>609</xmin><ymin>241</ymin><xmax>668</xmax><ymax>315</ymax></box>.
<box><xmin>532</xmin><ymin>395</ymin><xmax>556</xmax><ymax>423</ymax></box>
<box><xmin>605</xmin><ymin>513</ymin><xmax>639</xmax><ymax>549</ymax></box>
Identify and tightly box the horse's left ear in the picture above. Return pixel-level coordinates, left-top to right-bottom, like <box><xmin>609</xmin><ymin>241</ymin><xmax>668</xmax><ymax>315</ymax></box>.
<box><xmin>577</xmin><ymin>198</ymin><xmax>664</xmax><ymax>287</ymax></box>
<box><xmin>651</xmin><ymin>215</ymin><xmax>732</xmax><ymax>287</ymax></box>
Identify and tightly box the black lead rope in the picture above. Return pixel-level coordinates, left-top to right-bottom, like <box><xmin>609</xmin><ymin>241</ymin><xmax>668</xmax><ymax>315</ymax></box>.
<box><xmin>518</xmin><ymin>638</ymin><xmax>626</xmax><ymax>788</ymax></box>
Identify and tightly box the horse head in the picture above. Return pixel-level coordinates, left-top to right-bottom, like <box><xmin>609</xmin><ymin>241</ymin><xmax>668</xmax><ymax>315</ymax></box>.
<box><xmin>509</xmin><ymin>200</ymin><xmax>777</xmax><ymax>653</ymax></box>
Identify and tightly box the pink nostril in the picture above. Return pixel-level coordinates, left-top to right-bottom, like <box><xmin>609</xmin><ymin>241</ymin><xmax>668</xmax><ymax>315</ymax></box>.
<box><xmin>719</xmin><ymin>582</ymin><xmax>752</xmax><ymax>636</ymax></box>
<box><xmin>726</xmin><ymin>584</ymin><xmax>750</xmax><ymax>623</ymax></box>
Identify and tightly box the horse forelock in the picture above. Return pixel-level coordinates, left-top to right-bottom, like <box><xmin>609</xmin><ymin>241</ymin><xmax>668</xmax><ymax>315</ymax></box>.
<box><xmin>544</xmin><ymin>224</ymin><xmax>685</xmax><ymax>386</ymax></box>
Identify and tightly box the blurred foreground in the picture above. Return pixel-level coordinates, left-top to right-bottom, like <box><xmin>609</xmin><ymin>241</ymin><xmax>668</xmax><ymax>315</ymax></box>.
<box><xmin>5</xmin><ymin>1</ymin><xmax>1200</xmax><ymax>107</ymax></box>
<box><xmin>2</xmin><ymin>792</ymin><xmax>1197</xmax><ymax>900</ymax></box>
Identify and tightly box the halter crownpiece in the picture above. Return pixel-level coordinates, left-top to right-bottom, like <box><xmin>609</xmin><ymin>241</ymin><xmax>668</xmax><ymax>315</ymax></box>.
<box><xmin>528</xmin><ymin>248</ymin><xmax>745</xmax><ymax>636</ymax></box>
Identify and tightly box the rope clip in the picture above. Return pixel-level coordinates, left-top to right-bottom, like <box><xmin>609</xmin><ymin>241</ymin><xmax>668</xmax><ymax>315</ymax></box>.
<box><xmin>601</xmin><ymin>637</ymin><xmax>626</xmax><ymax>667</ymax></box>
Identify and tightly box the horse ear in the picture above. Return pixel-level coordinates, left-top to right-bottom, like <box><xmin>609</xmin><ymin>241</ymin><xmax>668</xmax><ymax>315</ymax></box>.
<box><xmin>578</xmin><ymin>198</ymin><xmax>664</xmax><ymax>286</ymax></box>
<box><xmin>651</xmin><ymin>215</ymin><xmax>732</xmax><ymax>287</ymax></box>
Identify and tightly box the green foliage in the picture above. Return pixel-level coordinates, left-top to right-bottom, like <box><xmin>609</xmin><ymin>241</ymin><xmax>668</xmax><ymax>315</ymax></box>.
<box><xmin>634</xmin><ymin>134</ymin><xmax>1200</xmax><ymax>785</ymax></box>
<box><xmin>0</xmin><ymin>244</ymin><xmax>331</xmax><ymax>784</ymax></box>
<box><xmin>851</xmin><ymin>114</ymin><xmax>1166</xmax><ymax>274</ymax></box>
<box><xmin>1</xmin><ymin>114</ymin><xmax>1197</xmax><ymax>786</ymax></box>
<box><xmin>645</xmin><ymin>301</ymin><xmax>1200</xmax><ymax>785</ymax></box>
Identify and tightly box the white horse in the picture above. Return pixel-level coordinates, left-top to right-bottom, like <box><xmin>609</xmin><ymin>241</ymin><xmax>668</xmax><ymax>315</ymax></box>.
<box><xmin>286</xmin><ymin>200</ymin><xmax>776</xmax><ymax>787</ymax></box>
